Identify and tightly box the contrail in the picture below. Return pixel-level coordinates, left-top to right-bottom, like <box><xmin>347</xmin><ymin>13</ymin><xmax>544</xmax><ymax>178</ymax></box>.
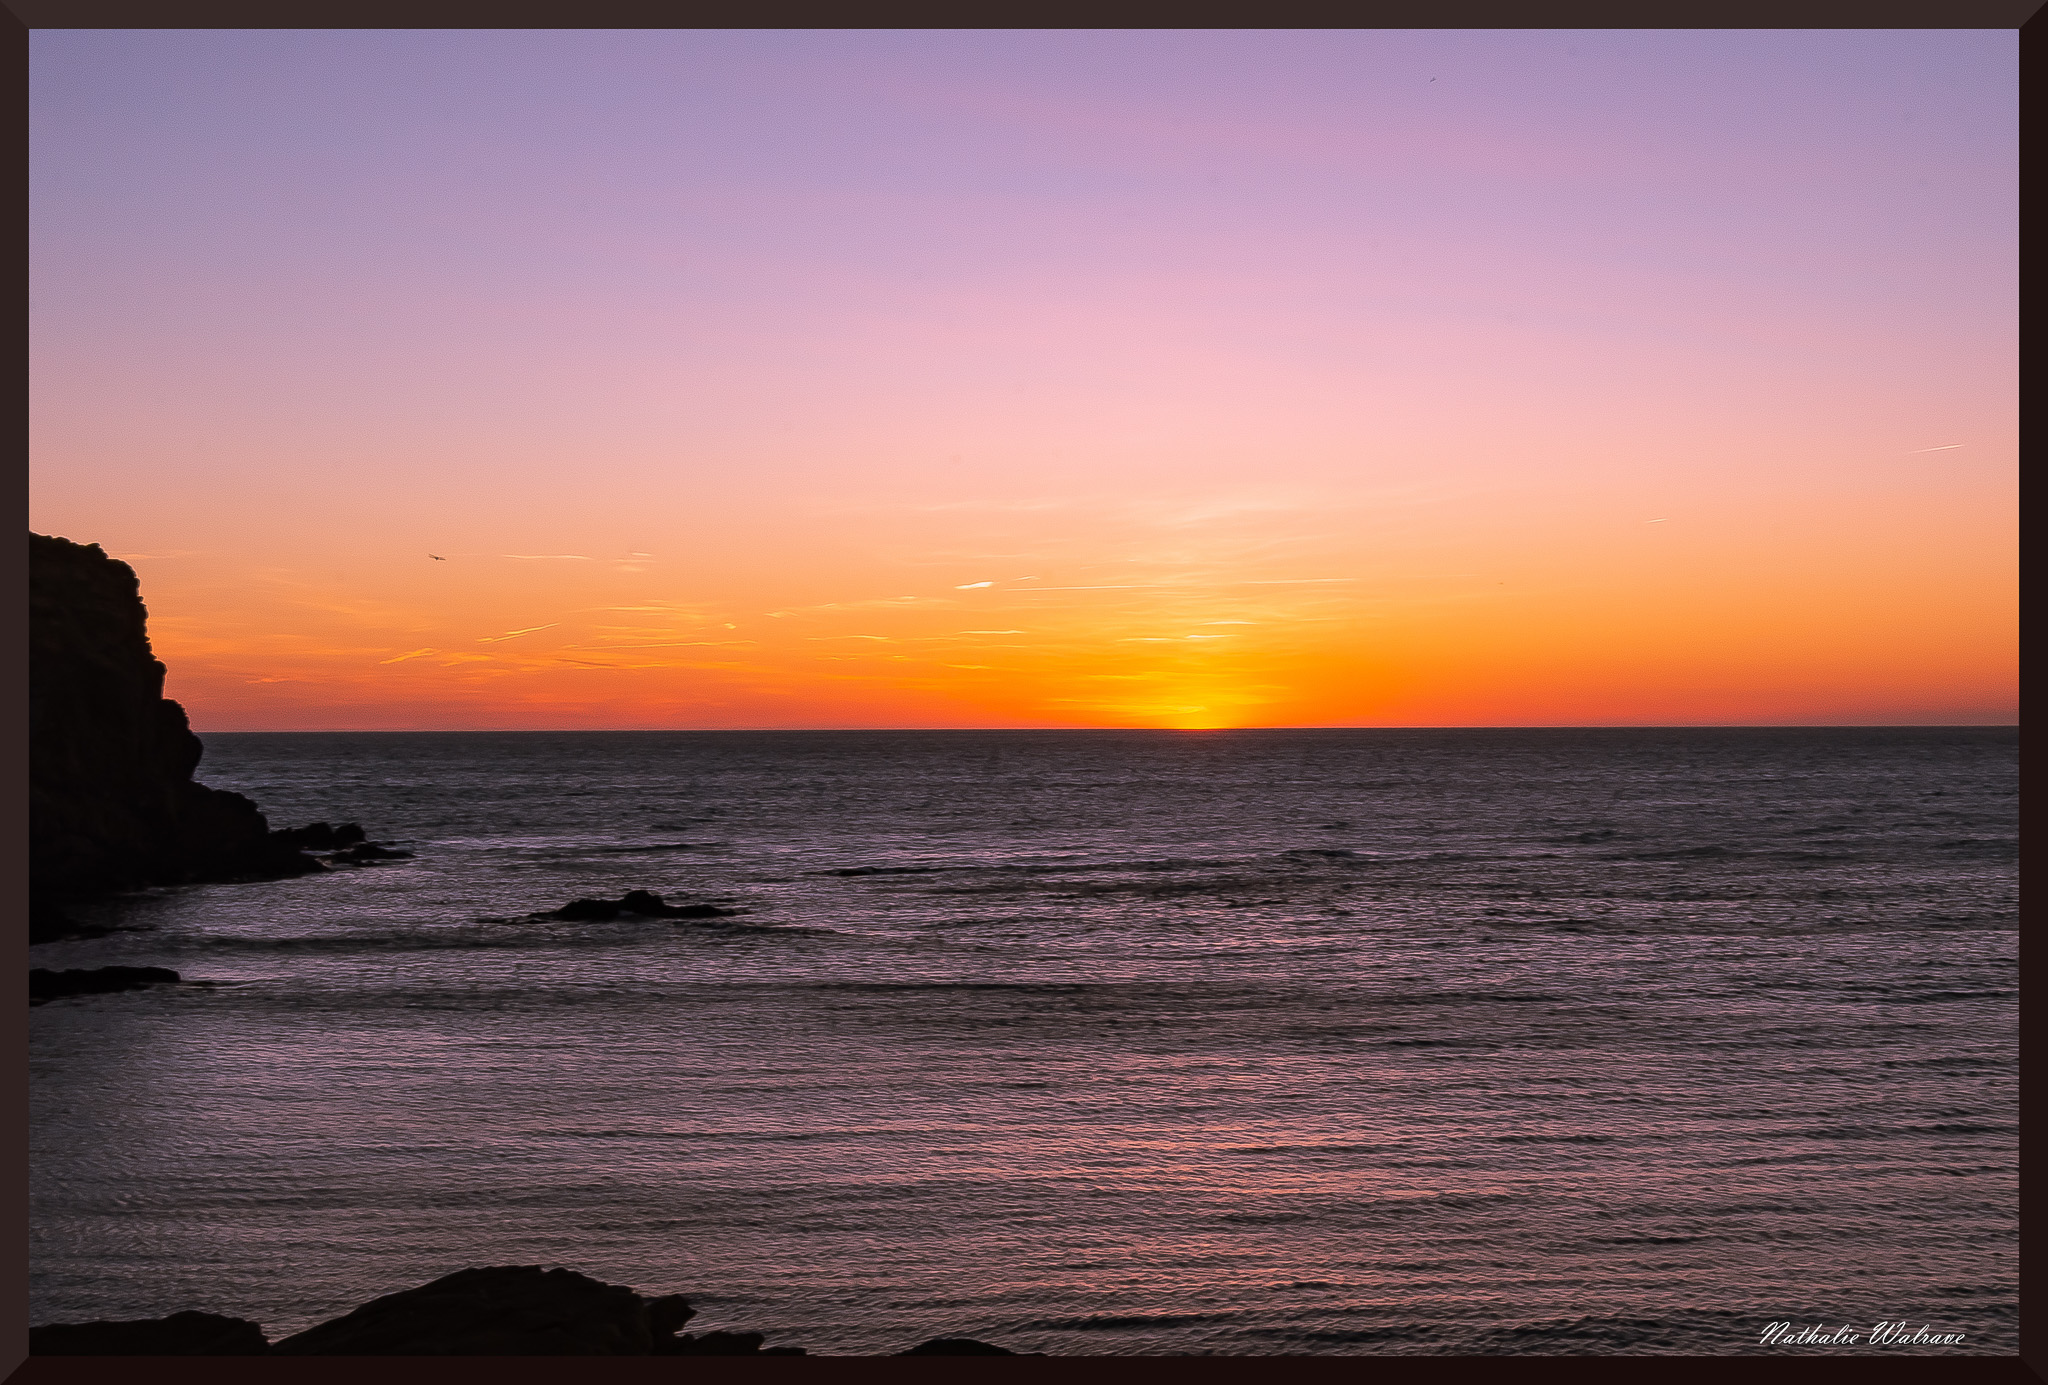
<box><xmin>1907</xmin><ymin>444</ymin><xmax>1963</xmax><ymax>453</ymax></box>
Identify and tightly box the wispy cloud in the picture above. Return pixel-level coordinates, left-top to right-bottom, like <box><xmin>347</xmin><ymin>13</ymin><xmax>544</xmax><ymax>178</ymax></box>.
<box><xmin>478</xmin><ymin>624</ymin><xmax>559</xmax><ymax>642</ymax></box>
<box><xmin>578</xmin><ymin>639</ymin><xmax>757</xmax><ymax>649</ymax></box>
<box><xmin>378</xmin><ymin>648</ymin><xmax>438</xmax><ymax>665</ymax></box>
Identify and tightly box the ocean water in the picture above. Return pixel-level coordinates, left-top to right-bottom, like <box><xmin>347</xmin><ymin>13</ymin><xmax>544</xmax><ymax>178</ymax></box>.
<box><xmin>28</xmin><ymin>728</ymin><xmax>2018</xmax><ymax>1355</ymax></box>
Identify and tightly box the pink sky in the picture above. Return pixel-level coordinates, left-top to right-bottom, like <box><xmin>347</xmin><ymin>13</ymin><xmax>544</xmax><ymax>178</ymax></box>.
<box><xmin>30</xmin><ymin>30</ymin><xmax>2016</xmax><ymax>728</ymax></box>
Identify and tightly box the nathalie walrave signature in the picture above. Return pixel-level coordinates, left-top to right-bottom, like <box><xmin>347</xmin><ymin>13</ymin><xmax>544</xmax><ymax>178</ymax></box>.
<box><xmin>1761</xmin><ymin>1322</ymin><xmax>1966</xmax><ymax>1347</ymax></box>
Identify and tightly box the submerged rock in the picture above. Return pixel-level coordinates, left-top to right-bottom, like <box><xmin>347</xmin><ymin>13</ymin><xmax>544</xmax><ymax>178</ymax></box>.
<box><xmin>30</xmin><ymin>1310</ymin><xmax>270</xmax><ymax>1355</ymax></box>
<box><xmin>30</xmin><ymin>966</ymin><xmax>180</xmax><ymax>1003</ymax></box>
<box><xmin>543</xmin><ymin>890</ymin><xmax>739</xmax><ymax>922</ymax></box>
<box><xmin>270</xmin><ymin>1266</ymin><xmax>687</xmax><ymax>1356</ymax></box>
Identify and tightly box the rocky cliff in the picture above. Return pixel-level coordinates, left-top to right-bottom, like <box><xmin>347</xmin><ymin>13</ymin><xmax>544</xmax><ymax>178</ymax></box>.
<box><xmin>29</xmin><ymin>532</ymin><xmax>319</xmax><ymax>933</ymax></box>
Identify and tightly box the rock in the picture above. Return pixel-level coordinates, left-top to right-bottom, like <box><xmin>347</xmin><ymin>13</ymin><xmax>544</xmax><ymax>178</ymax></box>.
<box><xmin>645</xmin><ymin>1293</ymin><xmax>697</xmax><ymax>1339</ymax></box>
<box><xmin>658</xmin><ymin>1331</ymin><xmax>808</xmax><ymax>1356</ymax></box>
<box><xmin>270</xmin><ymin>1266</ymin><xmax>678</xmax><ymax>1356</ymax></box>
<box><xmin>272</xmin><ymin>822</ymin><xmax>368</xmax><ymax>850</ymax></box>
<box><xmin>543</xmin><ymin>891</ymin><xmax>739</xmax><ymax>922</ymax></box>
<box><xmin>30</xmin><ymin>1269</ymin><xmax>823</xmax><ymax>1357</ymax></box>
<box><xmin>665</xmin><ymin>1331</ymin><xmax>765</xmax><ymax>1355</ymax></box>
<box><xmin>30</xmin><ymin>533</ymin><xmax>324</xmax><ymax>923</ymax></box>
<box><xmin>31</xmin><ymin>966</ymin><xmax>181</xmax><ymax>1003</ymax></box>
<box><xmin>329</xmin><ymin>842</ymin><xmax>413</xmax><ymax>864</ymax></box>
<box><xmin>29</xmin><ymin>898</ymin><xmax>110</xmax><ymax>944</ymax></box>
<box><xmin>549</xmin><ymin>897</ymin><xmax>625</xmax><ymax>921</ymax></box>
<box><xmin>897</xmin><ymin>1337</ymin><xmax>1021</xmax><ymax>1355</ymax></box>
<box><xmin>31</xmin><ymin>1310</ymin><xmax>270</xmax><ymax>1355</ymax></box>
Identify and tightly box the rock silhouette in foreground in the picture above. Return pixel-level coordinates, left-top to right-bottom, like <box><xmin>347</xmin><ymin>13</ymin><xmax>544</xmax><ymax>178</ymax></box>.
<box><xmin>29</xmin><ymin>1311</ymin><xmax>270</xmax><ymax>1356</ymax></box>
<box><xmin>543</xmin><ymin>890</ymin><xmax>739</xmax><ymax>922</ymax></box>
<box><xmin>666</xmin><ymin>1330</ymin><xmax>806</xmax><ymax>1356</ymax></box>
<box><xmin>30</xmin><ymin>1265</ymin><xmax>1037</xmax><ymax>1355</ymax></box>
<box><xmin>30</xmin><ymin>966</ymin><xmax>181</xmax><ymax>1004</ymax></box>
<box><xmin>897</xmin><ymin>1337</ymin><xmax>1023</xmax><ymax>1355</ymax></box>
<box><xmin>29</xmin><ymin>533</ymin><xmax>324</xmax><ymax>928</ymax></box>
<box><xmin>271</xmin><ymin>1266</ymin><xmax>702</xmax><ymax>1356</ymax></box>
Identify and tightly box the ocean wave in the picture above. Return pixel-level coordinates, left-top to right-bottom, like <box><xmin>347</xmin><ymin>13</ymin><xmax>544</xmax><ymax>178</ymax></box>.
<box><xmin>589</xmin><ymin>842</ymin><xmax>719</xmax><ymax>854</ymax></box>
<box><xmin>820</xmin><ymin>855</ymin><xmax>1241</xmax><ymax>879</ymax></box>
<box><xmin>170</xmin><ymin>932</ymin><xmax>550</xmax><ymax>953</ymax></box>
<box><xmin>1460</xmin><ymin>1310</ymin><xmax>1765</xmax><ymax>1353</ymax></box>
<box><xmin>1022</xmin><ymin>1312</ymin><xmax>1240</xmax><ymax>1331</ymax></box>
<box><xmin>154</xmin><ymin>920</ymin><xmax>828</xmax><ymax>952</ymax></box>
<box><xmin>809</xmin><ymin>981</ymin><xmax>1094</xmax><ymax>993</ymax></box>
<box><xmin>1234</xmin><ymin>1324</ymin><xmax>1440</xmax><ymax>1344</ymax></box>
<box><xmin>819</xmin><ymin>865</ymin><xmax>946</xmax><ymax>876</ymax></box>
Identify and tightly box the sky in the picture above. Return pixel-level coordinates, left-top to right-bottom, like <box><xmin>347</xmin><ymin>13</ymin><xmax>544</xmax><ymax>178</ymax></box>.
<box><xmin>30</xmin><ymin>29</ymin><xmax>2017</xmax><ymax>731</ymax></box>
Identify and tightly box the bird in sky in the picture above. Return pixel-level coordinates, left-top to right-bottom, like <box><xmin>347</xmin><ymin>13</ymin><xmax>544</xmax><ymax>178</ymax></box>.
<box><xmin>429</xmin><ymin>554</ymin><xmax>447</xmax><ymax>560</ymax></box>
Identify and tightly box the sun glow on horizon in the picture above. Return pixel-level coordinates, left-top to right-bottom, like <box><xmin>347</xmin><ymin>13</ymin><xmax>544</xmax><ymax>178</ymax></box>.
<box><xmin>29</xmin><ymin>31</ymin><xmax>2015</xmax><ymax>731</ymax></box>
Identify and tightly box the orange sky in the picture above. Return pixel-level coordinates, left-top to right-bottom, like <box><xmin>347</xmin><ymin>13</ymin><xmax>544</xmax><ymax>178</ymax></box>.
<box><xmin>31</xmin><ymin>31</ymin><xmax>2016</xmax><ymax>729</ymax></box>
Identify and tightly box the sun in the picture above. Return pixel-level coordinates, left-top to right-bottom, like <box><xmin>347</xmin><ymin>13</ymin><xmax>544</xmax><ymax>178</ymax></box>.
<box><xmin>1097</xmin><ymin>683</ymin><xmax>1269</xmax><ymax>730</ymax></box>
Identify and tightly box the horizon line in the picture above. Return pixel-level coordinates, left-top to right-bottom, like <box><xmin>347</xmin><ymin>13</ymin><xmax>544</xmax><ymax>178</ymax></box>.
<box><xmin>194</xmin><ymin>722</ymin><xmax>2021</xmax><ymax>734</ymax></box>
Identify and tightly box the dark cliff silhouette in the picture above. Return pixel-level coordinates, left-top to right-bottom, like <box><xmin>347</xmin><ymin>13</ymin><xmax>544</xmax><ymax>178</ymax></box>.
<box><xmin>29</xmin><ymin>532</ymin><xmax>321</xmax><ymax>939</ymax></box>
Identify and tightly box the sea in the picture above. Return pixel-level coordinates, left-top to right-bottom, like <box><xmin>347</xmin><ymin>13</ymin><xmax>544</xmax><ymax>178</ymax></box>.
<box><xmin>27</xmin><ymin>727</ymin><xmax>2019</xmax><ymax>1356</ymax></box>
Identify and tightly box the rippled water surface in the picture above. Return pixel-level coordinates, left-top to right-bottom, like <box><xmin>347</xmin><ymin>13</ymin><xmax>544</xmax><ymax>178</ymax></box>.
<box><xmin>29</xmin><ymin>728</ymin><xmax>2018</xmax><ymax>1354</ymax></box>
